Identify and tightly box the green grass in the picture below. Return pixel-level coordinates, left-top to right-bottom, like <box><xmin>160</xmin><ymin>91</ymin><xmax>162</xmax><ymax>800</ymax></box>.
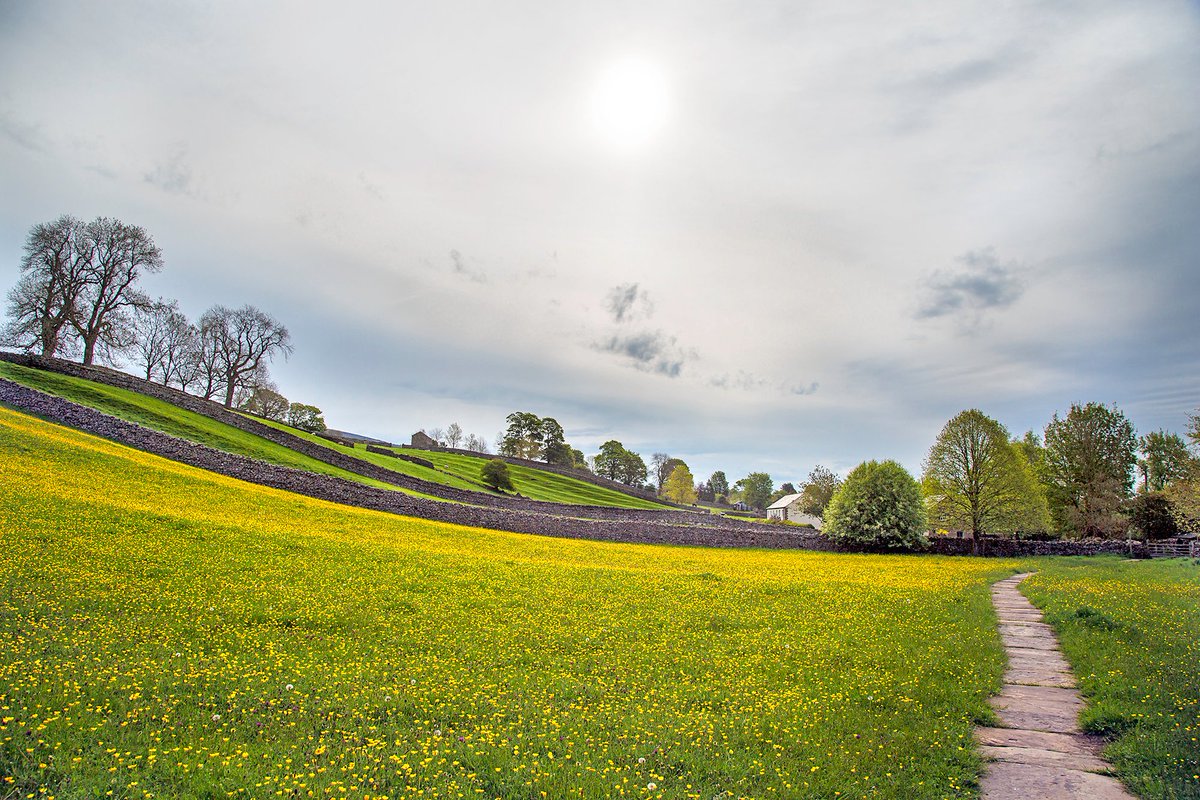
<box><xmin>1022</xmin><ymin>559</ymin><xmax>1200</xmax><ymax>800</ymax></box>
<box><xmin>0</xmin><ymin>359</ymin><xmax>671</xmax><ymax>509</ymax></box>
<box><xmin>414</xmin><ymin>449</ymin><xmax>674</xmax><ymax>510</ymax></box>
<box><xmin>247</xmin><ymin>416</ymin><xmax>487</xmax><ymax>494</ymax></box>
<box><xmin>0</xmin><ymin>406</ymin><xmax>1025</xmax><ymax>799</ymax></box>
<box><xmin>0</xmin><ymin>359</ymin><xmax>406</xmax><ymax>492</ymax></box>
<box><xmin>250</xmin><ymin>418</ymin><xmax>673</xmax><ymax>510</ymax></box>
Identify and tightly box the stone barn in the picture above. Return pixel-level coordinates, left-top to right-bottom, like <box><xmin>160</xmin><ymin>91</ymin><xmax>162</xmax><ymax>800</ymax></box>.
<box><xmin>765</xmin><ymin>493</ymin><xmax>823</xmax><ymax>529</ymax></box>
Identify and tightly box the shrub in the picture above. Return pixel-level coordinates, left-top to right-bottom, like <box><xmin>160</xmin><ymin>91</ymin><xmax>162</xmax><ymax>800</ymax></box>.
<box><xmin>480</xmin><ymin>458</ymin><xmax>514</xmax><ymax>492</ymax></box>
<box><xmin>824</xmin><ymin>460</ymin><xmax>927</xmax><ymax>550</ymax></box>
<box><xmin>1124</xmin><ymin>491</ymin><xmax>1180</xmax><ymax>539</ymax></box>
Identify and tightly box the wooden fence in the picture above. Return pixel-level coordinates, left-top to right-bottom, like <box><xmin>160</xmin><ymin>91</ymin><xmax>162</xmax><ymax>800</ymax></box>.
<box><xmin>1146</xmin><ymin>539</ymin><xmax>1199</xmax><ymax>559</ymax></box>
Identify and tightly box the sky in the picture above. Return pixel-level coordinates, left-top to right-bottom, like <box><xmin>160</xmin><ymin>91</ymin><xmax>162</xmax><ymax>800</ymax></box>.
<box><xmin>2</xmin><ymin>1</ymin><xmax>1198</xmax><ymax>486</ymax></box>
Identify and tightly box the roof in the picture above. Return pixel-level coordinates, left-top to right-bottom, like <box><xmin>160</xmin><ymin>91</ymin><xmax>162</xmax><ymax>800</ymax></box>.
<box><xmin>767</xmin><ymin>493</ymin><xmax>804</xmax><ymax>510</ymax></box>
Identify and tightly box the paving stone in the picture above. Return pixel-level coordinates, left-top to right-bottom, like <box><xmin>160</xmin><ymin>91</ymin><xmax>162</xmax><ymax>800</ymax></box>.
<box><xmin>975</xmin><ymin>727</ymin><xmax>1099</xmax><ymax>756</ymax></box>
<box><xmin>979</xmin><ymin>745</ymin><xmax>1111</xmax><ymax>773</ymax></box>
<box><xmin>1005</xmin><ymin>667</ymin><xmax>1077</xmax><ymax>688</ymax></box>
<box><xmin>980</xmin><ymin>762</ymin><xmax>1135</xmax><ymax>799</ymax></box>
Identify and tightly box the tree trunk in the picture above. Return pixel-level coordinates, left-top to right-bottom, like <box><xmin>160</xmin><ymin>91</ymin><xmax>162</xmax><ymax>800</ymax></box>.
<box><xmin>82</xmin><ymin>336</ymin><xmax>97</xmax><ymax>366</ymax></box>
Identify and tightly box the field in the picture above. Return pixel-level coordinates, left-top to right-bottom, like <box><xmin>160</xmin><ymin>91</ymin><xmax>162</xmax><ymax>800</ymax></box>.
<box><xmin>4</xmin><ymin>404</ymin><xmax>1198</xmax><ymax>799</ymax></box>
<box><xmin>1</xmin><ymin>406</ymin><xmax>1021</xmax><ymax>799</ymax></box>
<box><xmin>1023</xmin><ymin>559</ymin><xmax>1200</xmax><ymax>799</ymax></box>
<box><xmin>0</xmin><ymin>360</ymin><xmax>670</xmax><ymax>510</ymax></box>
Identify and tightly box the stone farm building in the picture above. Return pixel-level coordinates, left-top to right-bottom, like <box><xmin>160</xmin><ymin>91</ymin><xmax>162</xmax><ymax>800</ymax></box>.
<box><xmin>765</xmin><ymin>494</ymin><xmax>823</xmax><ymax>529</ymax></box>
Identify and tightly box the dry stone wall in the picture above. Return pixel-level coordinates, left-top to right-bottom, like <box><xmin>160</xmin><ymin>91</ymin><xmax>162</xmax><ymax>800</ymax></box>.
<box><xmin>0</xmin><ymin>354</ymin><xmax>1155</xmax><ymax>558</ymax></box>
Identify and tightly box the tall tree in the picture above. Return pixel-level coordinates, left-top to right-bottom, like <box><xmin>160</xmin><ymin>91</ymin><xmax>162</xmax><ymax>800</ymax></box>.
<box><xmin>240</xmin><ymin>385</ymin><xmax>289</xmax><ymax>421</ymax></box>
<box><xmin>922</xmin><ymin>409</ymin><xmax>1049</xmax><ymax>537</ymax></box>
<box><xmin>799</xmin><ymin>465</ymin><xmax>841</xmax><ymax>518</ymax></box>
<box><xmin>1137</xmin><ymin>430</ymin><xmax>1194</xmax><ymax>492</ymax></box>
<box><xmin>287</xmin><ymin>402</ymin><xmax>326</xmax><ymax>433</ymax></box>
<box><xmin>1043</xmin><ymin>402</ymin><xmax>1137</xmax><ymax>537</ymax></box>
<box><xmin>709</xmin><ymin>471</ymin><xmax>729</xmax><ymax>499</ymax></box>
<box><xmin>198</xmin><ymin>304</ymin><xmax>293</xmax><ymax>408</ymax></box>
<box><xmin>593</xmin><ymin>440</ymin><xmax>627</xmax><ymax>481</ymax></box>
<box><xmin>618</xmin><ymin>448</ymin><xmax>649</xmax><ymax>487</ymax></box>
<box><xmin>3</xmin><ymin>215</ymin><xmax>91</xmax><ymax>357</ymax></box>
<box><xmin>130</xmin><ymin>298</ymin><xmax>190</xmax><ymax>382</ymax></box>
<box><xmin>444</xmin><ymin>423</ymin><xmax>464</xmax><ymax>449</ymax></box>
<box><xmin>662</xmin><ymin>464</ymin><xmax>698</xmax><ymax>504</ymax></box>
<box><xmin>71</xmin><ymin>217</ymin><xmax>164</xmax><ymax>365</ymax></box>
<box><xmin>540</xmin><ymin>417</ymin><xmax>573</xmax><ymax>466</ymax></box>
<box><xmin>651</xmin><ymin>453</ymin><xmax>672</xmax><ymax>490</ymax></box>
<box><xmin>498</xmin><ymin>412</ymin><xmax>544</xmax><ymax>459</ymax></box>
<box><xmin>734</xmin><ymin>472</ymin><xmax>774</xmax><ymax>510</ymax></box>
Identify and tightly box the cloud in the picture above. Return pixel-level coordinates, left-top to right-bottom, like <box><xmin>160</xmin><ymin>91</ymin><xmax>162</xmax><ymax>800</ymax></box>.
<box><xmin>595</xmin><ymin>330</ymin><xmax>692</xmax><ymax>377</ymax></box>
<box><xmin>709</xmin><ymin>370</ymin><xmax>819</xmax><ymax>396</ymax></box>
<box><xmin>605</xmin><ymin>282</ymin><xmax>653</xmax><ymax>323</ymax></box>
<box><xmin>449</xmin><ymin>249</ymin><xmax>487</xmax><ymax>284</ymax></box>
<box><xmin>143</xmin><ymin>149</ymin><xmax>193</xmax><ymax>195</ymax></box>
<box><xmin>916</xmin><ymin>248</ymin><xmax>1025</xmax><ymax>322</ymax></box>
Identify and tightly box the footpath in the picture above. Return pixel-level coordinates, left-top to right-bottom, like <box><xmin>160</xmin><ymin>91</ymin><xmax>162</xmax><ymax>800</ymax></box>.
<box><xmin>976</xmin><ymin>573</ymin><xmax>1134</xmax><ymax>799</ymax></box>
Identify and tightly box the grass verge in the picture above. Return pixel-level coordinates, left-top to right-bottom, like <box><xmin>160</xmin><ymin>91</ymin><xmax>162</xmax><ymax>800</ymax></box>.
<box><xmin>1022</xmin><ymin>558</ymin><xmax>1200</xmax><ymax>800</ymax></box>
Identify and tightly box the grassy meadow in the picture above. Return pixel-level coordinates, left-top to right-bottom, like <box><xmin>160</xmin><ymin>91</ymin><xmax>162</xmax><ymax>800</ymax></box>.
<box><xmin>0</xmin><ymin>361</ymin><xmax>669</xmax><ymax>510</ymax></box>
<box><xmin>1023</xmin><ymin>560</ymin><xmax>1200</xmax><ymax>799</ymax></box>
<box><xmin>1</xmin><ymin>406</ymin><xmax>1021</xmax><ymax>799</ymax></box>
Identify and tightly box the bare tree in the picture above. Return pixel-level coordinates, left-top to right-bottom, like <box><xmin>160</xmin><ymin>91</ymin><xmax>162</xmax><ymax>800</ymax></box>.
<box><xmin>445</xmin><ymin>422</ymin><xmax>464</xmax><ymax>449</ymax></box>
<box><xmin>198</xmin><ymin>304</ymin><xmax>293</xmax><ymax>408</ymax></box>
<box><xmin>427</xmin><ymin>427</ymin><xmax>446</xmax><ymax>446</ymax></box>
<box><xmin>162</xmin><ymin>319</ymin><xmax>202</xmax><ymax>391</ymax></box>
<box><xmin>130</xmin><ymin>298</ymin><xmax>189</xmax><ymax>381</ymax></box>
<box><xmin>464</xmin><ymin>434</ymin><xmax>489</xmax><ymax>454</ymax></box>
<box><xmin>70</xmin><ymin>218</ymin><xmax>163</xmax><ymax>365</ymax></box>
<box><xmin>2</xmin><ymin>216</ymin><xmax>91</xmax><ymax>357</ymax></box>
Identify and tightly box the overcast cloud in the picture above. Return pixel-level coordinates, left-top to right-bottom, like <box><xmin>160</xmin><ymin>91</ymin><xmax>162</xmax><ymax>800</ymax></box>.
<box><xmin>1</xmin><ymin>1</ymin><xmax>1197</xmax><ymax>485</ymax></box>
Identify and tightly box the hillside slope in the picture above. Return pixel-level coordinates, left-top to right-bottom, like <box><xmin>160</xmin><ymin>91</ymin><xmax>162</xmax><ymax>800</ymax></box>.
<box><xmin>0</xmin><ymin>403</ymin><xmax>1017</xmax><ymax>798</ymax></box>
<box><xmin>0</xmin><ymin>355</ymin><xmax>671</xmax><ymax>510</ymax></box>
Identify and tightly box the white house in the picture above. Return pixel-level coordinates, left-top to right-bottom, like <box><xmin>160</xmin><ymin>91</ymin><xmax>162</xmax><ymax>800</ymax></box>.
<box><xmin>765</xmin><ymin>493</ymin><xmax>823</xmax><ymax>529</ymax></box>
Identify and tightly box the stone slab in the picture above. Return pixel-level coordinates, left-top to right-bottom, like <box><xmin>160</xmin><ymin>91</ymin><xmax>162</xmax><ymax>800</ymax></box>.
<box><xmin>980</xmin><ymin>762</ymin><xmax>1135</xmax><ymax>799</ymax></box>
<box><xmin>990</xmin><ymin>686</ymin><xmax>1083</xmax><ymax>733</ymax></box>
<box><xmin>1005</xmin><ymin>667</ymin><xmax>1076</xmax><ymax>688</ymax></box>
<box><xmin>979</xmin><ymin>745</ymin><xmax>1111</xmax><ymax>773</ymax></box>
<box><xmin>1002</xmin><ymin>635</ymin><xmax>1062</xmax><ymax>652</ymax></box>
<box><xmin>975</xmin><ymin>727</ymin><xmax>1099</xmax><ymax>756</ymax></box>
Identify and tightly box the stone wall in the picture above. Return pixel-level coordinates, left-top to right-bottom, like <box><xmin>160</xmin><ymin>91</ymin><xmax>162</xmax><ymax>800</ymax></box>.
<box><xmin>0</xmin><ymin>376</ymin><xmax>841</xmax><ymax>551</ymax></box>
<box><xmin>0</xmin><ymin>354</ymin><xmax>1156</xmax><ymax>559</ymax></box>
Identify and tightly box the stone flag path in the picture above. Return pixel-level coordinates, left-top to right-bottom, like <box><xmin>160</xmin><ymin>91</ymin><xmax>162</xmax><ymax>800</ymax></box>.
<box><xmin>976</xmin><ymin>573</ymin><xmax>1135</xmax><ymax>799</ymax></box>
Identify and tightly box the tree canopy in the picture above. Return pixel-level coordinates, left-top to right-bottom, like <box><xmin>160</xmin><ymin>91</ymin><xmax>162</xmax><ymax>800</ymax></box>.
<box><xmin>734</xmin><ymin>472</ymin><xmax>774</xmax><ymax>510</ymax></box>
<box><xmin>593</xmin><ymin>440</ymin><xmax>648</xmax><ymax>487</ymax></box>
<box><xmin>662</xmin><ymin>464</ymin><xmax>698</xmax><ymax>504</ymax></box>
<box><xmin>824</xmin><ymin>460</ymin><xmax>927</xmax><ymax>550</ymax></box>
<box><xmin>799</xmin><ymin>465</ymin><xmax>841</xmax><ymax>518</ymax></box>
<box><xmin>1042</xmin><ymin>403</ymin><xmax>1137</xmax><ymax>537</ymax></box>
<box><xmin>922</xmin><ymin>409</ymin><xmax>1050</xmax><ymax>536</ymax></box>
<box><xmin>480</xmin><ymin>459</ymin><xmax>514</xmax><ymax>492</ymax></box>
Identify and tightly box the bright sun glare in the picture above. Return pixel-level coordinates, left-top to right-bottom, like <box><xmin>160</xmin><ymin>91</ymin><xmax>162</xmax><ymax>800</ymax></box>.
<box><xmin>588</xmin><ymin>56</ymin><xmax>670</xmax><ymax>154</ymax></box>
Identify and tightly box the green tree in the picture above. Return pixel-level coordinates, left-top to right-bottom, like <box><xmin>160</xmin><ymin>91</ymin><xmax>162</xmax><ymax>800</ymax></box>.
<box><xmin>922</xmin><ymin>409</ymin><xmax>1050</xmax><ymax>537</ymax></box>
<box><xmin>799</xmin><ymin>465</ymin><xmax>841</xmax><ymax>518</ymax></box>
<box><xmin>1124</xmin><ymin>492</ymin><xmax>1180</xmax><ymax>539</ymax></box>
<box><xmin>569</xmin><ymin>447</ymin><xmax>589</xmax><ymax>471</ymax></box>
<box><xmin>1137</xmin><ymin>430</ymin><xmax>1194</xmax><ymax>492</ymax></box>
<box><xmin>240</xmin><ymin>385</ymin><xmax>289</xmax><ymax>421</ymax></box>
<box><xmin>1043</xmin><ymin>403</ymin><xmax>1137</xmax><ymax>538</ymax></box>
<box><xmin>498</xmin><ymin>412</ymin><xmax>544</xmax><ymax>460</ymax></box>
<box><xmin>824</xmin><ymin>460</ymin><xmax>927</xmax><ymax>550</ymax></box>
<box><xmin>480</xmin><ymin>458</ymin><xmax>514</xmax><ymax>492</ymax></box>
<box><xmin>593</xmin><ymin>440</ymin><xmax>628</xmax><ymax>481</ymax></box>
<box><xmin>540</xmin><ymin>417</ymin><xmax>573</xmax><ymax>466</ymax></box>
<box><xmin>618</xmin><ymin>449</ymin><xmax>648</xmax><ymax>487</ymax></box>
<box><xmin>734</xmin><ymin>472</ymin><xmax>774</xmax><ymax>511</ymax></box>
<box><xmin>286</xmin><ymin>402</ymin><xmax>326</xmax><ymax>433</ymax></box>
<box><xmin>662</xmin><ymin>464</ymin><xmax>698</xmax><ymax>504</ymax></box>
<box><xmin>709</xmin><ymin>471</ymin><xmax>729</xmax><ymax>499</ymax></box>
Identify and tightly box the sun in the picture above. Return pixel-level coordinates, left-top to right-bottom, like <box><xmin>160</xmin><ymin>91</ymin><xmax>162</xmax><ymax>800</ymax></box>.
<box><xmin>588</xmin><ymin>56</ymin><xmax>671</xmax><ymax>154</ymax></box>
